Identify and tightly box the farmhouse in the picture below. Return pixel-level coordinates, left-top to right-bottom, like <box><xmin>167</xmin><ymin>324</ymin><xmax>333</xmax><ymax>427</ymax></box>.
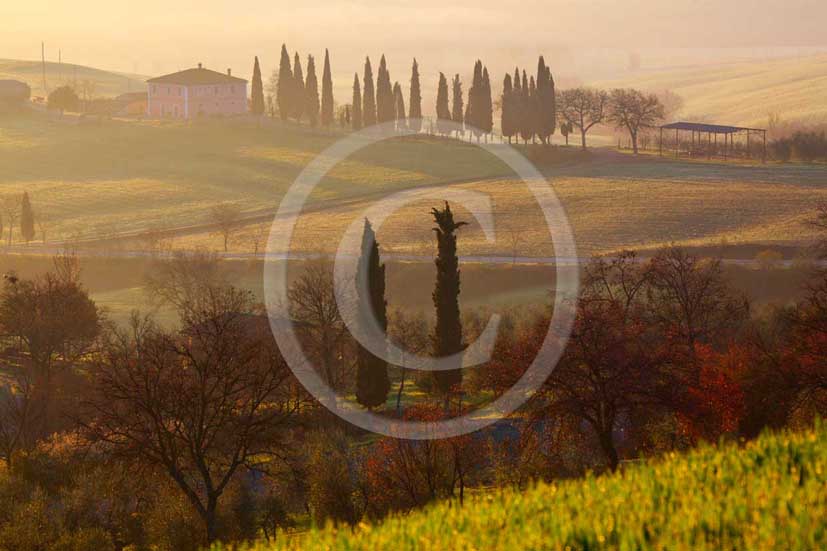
<box><xmin>146</xmin><ymin>63</ymin><xmax>247</xmax><ymax>119</ymax></box>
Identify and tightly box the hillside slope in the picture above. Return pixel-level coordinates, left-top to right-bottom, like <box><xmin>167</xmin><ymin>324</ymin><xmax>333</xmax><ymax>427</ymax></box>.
<box><xmin>0</xmin><ymin>58</ymin><xmax>146</xmax><ymax>97</ymax></box>
<box><xmin>596</xmin><ymin>54</ymin><xmax>827</xmax><ymax>129</ymax></box>
<box><xmin>229</xmin><ymin>422</ymin><xmax>827</xmax><ymax>551</ymax></box>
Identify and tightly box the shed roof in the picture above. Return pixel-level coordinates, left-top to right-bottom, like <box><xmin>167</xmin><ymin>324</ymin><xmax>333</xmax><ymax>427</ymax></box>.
<box><xmin>147</xmin><ymin>67</ymin><xmax>247</xmax><ymax>86</ymax></box>
<box><xmin>660</xmin><ymin>121</ymin><xmax>765</xmax><ymax>134</ymax></box>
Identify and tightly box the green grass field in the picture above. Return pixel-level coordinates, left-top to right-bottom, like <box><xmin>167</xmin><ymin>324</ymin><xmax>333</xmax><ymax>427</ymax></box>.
<box><xmin>216</xmin><ymin>422</ymin><xmax>827</xmax><ymax>551</ymax></box>
<box><xmin>596</xmin><ymin>53</ymin><xmax>827</xmax><ymax>129</ymax></box>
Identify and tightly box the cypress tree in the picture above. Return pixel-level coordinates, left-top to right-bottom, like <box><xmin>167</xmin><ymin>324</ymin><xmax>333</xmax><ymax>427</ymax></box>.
<box><xmin>519</xmin><ymin>70</ymin><xmax>532</xmax><ymax>144</ymax></box>
<box><xmin>362</xmin><ymin>57</ymin><xmax>376</xmax><ymax>127</ymax></box>
<box><xmin>408</xmin><ymin>59</ymin><xmax>422</xmax><ymax>132</ymax></box>
<box><xmin>451</xmin><ymin>74</ymin><xmax>464</xmax><ymax>138</ymax></box>
<box><xmin>292</xmin><ymin>53</ymin><xmax>305</xmax><ymax>122</ymax></box>
<box><xmin>352</xmin><ymin>73</ymin><xmax>363</xmax><ymax>131</ymax></box>
<box><xmin>436</xmin><ymin>72</ymin><xmax>451</xmax><ymax>136</ymax></box>
<box><xmin>466</xmin><ymin>60</ymin><xmax>484</xmax><ymax>141</ymax></box>
<box><xmin>376</xmin><ymin>55</ymin><xmax>394</xmax><ymax>124</ymax></box>
<box><xmin>251</xmin><ymin>56</ymin><xmax>265</xmax><ymax>116</ymax></box>
<box><xmin>321</xmin><ymin>49</ymin><xmax>334</xmax><ymax>127</ymax></box>
<box><xmin>512</xmin><ymin>67</ymin><xmax>522</xmax><ymax>143</ymax></box>
<box><xmin>528</xmin><ymin>75</ymin><xmax>538</xmax><ymax>144</ymax></box>
<box><xmin>536</xmin><ymin>56</ymin><xmax>556</xmax><ymax>145</ymax></box>
<box><xmin>431</xmin><ymin>202</ymin><xmax>467</xmax><ymax>400</ymax></box>
<box><xmin>355</xmin><ymin>219</ymin><xmax>390</xmax><ymax>410</ymax></box>
<box><xmin>393</xmin><ymin>82</ymin><xmax>406</xmax><ymax>131</ymax></box>
<box><xmin>305</xmin><ymin>55</ymin><xmax>320</xmax><ymax>127</ymax></box>
<box><xmin>20</xmin><ymin>192</ymin><xmax>35</xmax><ymax>244</ymax></box>
<box><xmin>501</xmin><ymin>73</ymin><xmax>515</xmax><ymax>143</ymax></box>
<box><xmin>276</xmin><ymin>45</ymin><xmax>293</xmax><ymax>121</ymax></box>
<box><xmin>481</xmin><ymin>66</ymin><xmax>493</xmax><ymax>139</ymax></box>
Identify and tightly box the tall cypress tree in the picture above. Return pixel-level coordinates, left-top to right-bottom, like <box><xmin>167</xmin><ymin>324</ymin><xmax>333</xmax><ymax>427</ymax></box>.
<box><xmin>536</xmin><ymin>56</ymin><xmax>556</xmax><ymax>145</ymax></box>
<box><xmin>527</xmin><ymin>75</ymin><xmax>538</xmax><ymax>144</ymax></box>
<box><xmin>20</xmin><ymin>192</ymin><xmax>35</xmax><ymax>244</ymax></box>
<box><xmin>466</xmin><ymin>60</ymin><xmax>484</xmax><ymax>141</ymax></box>
<box><xmin>276</xmin><ymin>45</ymin><xmax>293</xmax><ymax>121</ymax></box>
<box><xmin>436</xmin><ymin>72</ymin><xmax>451</xmax><ymax>136</ymax></box>
<box><xmin>251</xmin><ymin>56</ymin><xmax>265</xmax><ymax>116</ymax></box>
<box><xmin>393</xmin><ymin>81</ymin><xmax>406</xmax><ymax>131</ymax></box>
<box><xmin>362</xmin><ymin>57</ymin><xmax>376</xmax><ymax>127</ymax></box>
<box><xmin>292</xmin><ymin>53</ymin><xmax>305</xmax><ymax>122</ymax></box>
<box><xmin>501</xmin><ymin>73</ymin><xmax>515</xmax><ymax>143</ymax></box>
<box><xmin>352</xmin><ymin>73</ymin><xmax>363</xmax><ymax>131</ymax></box>
<box><xmin>321</xmin><ymin>49</ymin><xmax>334</xmax><ymax>127</ymax></box>
<box><xmin>305</xmin><ymin>55</ymin><xmax>320</xmax><ymax>127</ymax></box>
<box><xmin>481</xmin><ymin>66</ymin><xmax>493</xmax><ymax>139</ymax></box>
<box><xmin>451</xmin><ymin>74</ymin><xmax>464</xmax><ymax>138</ymax></box>
<box><xmin>376</xmin><ymin>55</ymin><xmax>394</xmax><ymax>124</ymax></box>
<box><xmin>519</xmin><ymin>70</ymin><xmax>532</xmax><ymax>144</ymax></box>
<box><xmin>431</xmin><ymin>202</ymin><xmax>467</xmax><ymax>400</ymax></box>
<box><xmin>355</xmin><ymin>219</ymin><xmax>390</xmax><ymax>410</ymax></box>
<box><xmin>408</xmin><ymin>59</ymin><xmax>422</xmax><ymax>132</ymax></box>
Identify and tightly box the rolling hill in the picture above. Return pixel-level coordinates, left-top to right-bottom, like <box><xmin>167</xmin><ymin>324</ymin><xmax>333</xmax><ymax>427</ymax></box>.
<box><xmin>595</xmin><ymin>53</ymin><xmax>827</xmax><ymax>129</ymax></box>
<box><xmin>222</xmin><ymin>422</ymin><xmax>827</xmax><ymax>551</ymax></box>
<box><xmin>0</xmin><ymin>58</ymin><xmax>146</xmax><ymax>98</ymax></box>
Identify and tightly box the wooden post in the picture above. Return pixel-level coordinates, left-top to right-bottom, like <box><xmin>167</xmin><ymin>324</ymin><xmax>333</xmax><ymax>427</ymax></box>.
<box><xmin>747</xmin><ymin>130</ymin><xmax>751</xmax><ymax>159</ymax></box>
<box><xmin>675</xmin><ymin>128</ymin><xmax>679</xmax><ymax>157</ymax></box>
<box><xmin>659</xmin><ymin>127</ymin><xmax>663</xmax><ymax>156</ymax></box>
<box><xmin>708</xmin><ymin>132</ymin><xmax>711</xmax><ymax>159</ymax></box>
<box><xmin>763</xmin><ymin>130</ymin><xmax>767</xmax><ymax>163</ymax></box>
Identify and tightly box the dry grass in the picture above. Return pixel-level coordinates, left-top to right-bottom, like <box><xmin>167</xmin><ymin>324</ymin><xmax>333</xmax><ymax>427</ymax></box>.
<box><xmin>178</xmin><ymin>161</ymin><xmax>827</xmax><ymax>258</ymax></box>
<box><xmin>596</xmin><ymin>53</ymin><xmax>827</xmax><ymax>128</ymax></box>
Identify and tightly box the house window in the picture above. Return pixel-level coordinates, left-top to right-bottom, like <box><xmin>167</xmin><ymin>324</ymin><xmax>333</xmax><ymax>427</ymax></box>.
<box><xmin>215</xmin><ymin>86</ymin><xmax>219</xmax><ymax>95</ymax></box>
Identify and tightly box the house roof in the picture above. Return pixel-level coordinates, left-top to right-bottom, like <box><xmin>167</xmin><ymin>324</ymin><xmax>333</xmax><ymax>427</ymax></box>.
<box><xmin>147</xmin><ymin>66</ymin><xmax>247</xmax><ymax>86</ymax></box>
<box><xmin>660</xmin><ymin>121</ymin><xmax>765</xmax><ymax>134</ymax></box>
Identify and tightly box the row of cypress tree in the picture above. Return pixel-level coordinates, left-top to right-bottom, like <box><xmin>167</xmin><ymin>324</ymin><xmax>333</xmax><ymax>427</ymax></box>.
<box><xmin>434</xmin><ymin>60</ymin><xmax>494</xmax><ymax>140</ymax></box>
<box><xmin>501</xmin><ymin>56</ymin><xmax>557</xmax><ymax>144</ymax></box>
<box><xmin>351</xmin><ymin>56</ymin><xmax>423</xmax><ymax>132</ymax></box>
<box><xmin>251</xmin><ymin>49</ymin><xmax>556</xmax><ymax>145</ymax></box>
<box><xmin>255</xmin><ymin>45</ymin><xmax>335</xmax><ymax>127</ymax></box>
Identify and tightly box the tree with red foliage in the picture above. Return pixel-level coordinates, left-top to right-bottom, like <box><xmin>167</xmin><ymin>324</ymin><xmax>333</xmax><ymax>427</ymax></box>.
<box><xmin>679</xmin><ymin>342</ymin><xmax>748</xmax><ymax>443</ymax></box>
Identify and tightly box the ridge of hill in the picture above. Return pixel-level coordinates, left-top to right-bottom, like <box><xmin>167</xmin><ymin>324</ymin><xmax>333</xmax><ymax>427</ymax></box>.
<box><xmin>224</xmin><ymin>422</ymin><xmax>827</xmax><ymax>550</ymax></box>
<box><xmin>0</xmin><ymin>58</ymin><xmax>147</xmax><ymax>97</ymax></box>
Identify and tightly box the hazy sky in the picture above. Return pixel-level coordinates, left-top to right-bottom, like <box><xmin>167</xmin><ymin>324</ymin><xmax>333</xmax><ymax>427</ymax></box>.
<box><xmin>3</xmin><ymin>0</ymin><xmax>825</xmax><ymax>89</ymax></box>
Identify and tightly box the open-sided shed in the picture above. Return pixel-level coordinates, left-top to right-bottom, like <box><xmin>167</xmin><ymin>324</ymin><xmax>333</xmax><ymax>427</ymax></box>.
<box><xmin>659</xmin><ymin>122</ymin><xmax>767</xmax><ymax>162</ymax></box>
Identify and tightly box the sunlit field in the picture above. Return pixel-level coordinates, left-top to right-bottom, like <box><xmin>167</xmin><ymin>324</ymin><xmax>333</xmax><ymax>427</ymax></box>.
<box><xmin>179</xmin><ymin>161</ymin><xmax>827</xmax><ymax>258</ymax></box>
<box><xmin>596</xmin><ymin>53</ymin><xmax>827</xmax><ymax>128</ymax></box>
<box><xmin>217</xmin><ymin>422</ymin><xmax>827</xmax><ymax>551</ymax></box>
<box><xmin>0</xmin><ymin>112</ymin><xmax>510</xmax><ymax>241</ymax></box>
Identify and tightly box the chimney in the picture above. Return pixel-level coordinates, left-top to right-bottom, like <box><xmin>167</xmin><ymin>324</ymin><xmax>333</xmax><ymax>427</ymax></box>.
<box><xmin>227</xmin><ymin>68</ymin><xmax>232</xmax><ymax>76</ymax></box>
<box><xmin>197</xmin><ymin>62</ymin><xmax>202</xmax><ymax>69</ymax></box>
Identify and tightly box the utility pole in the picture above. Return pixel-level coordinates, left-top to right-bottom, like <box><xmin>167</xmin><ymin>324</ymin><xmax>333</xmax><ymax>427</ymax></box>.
<box><xmin>41</xmin><ymin>41</ymin><xmax>48</xmax><ymax>94</ymax></box>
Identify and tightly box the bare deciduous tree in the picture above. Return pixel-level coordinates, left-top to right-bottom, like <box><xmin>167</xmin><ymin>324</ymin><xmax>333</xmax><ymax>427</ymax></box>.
<box><xmin>1</xmin><ymin>196</ymin><xmax>20</xmax><ymax>246</ymax></box>
<box><xmin>210</xmin><ymin>203</ymin><xmax>243</xmax><ymax>252</ymax></box>
<box><xmin>288</xmin><ymin>262</ymin><xmax>351</xmax><ymax>391</ymax></box>
<box><xmin>608</xmin><ymin>88</ymin><xmax>665</xmax><ymax>154</ymax></box>
<box><xmin>388</xmin><ymin>310</ymin><xmax>429</xmax><ymax>413</ymax></box>
<box><xmin>558</xmin><ymin>88</ymin><xmax>609</xmax><ymax>149</ymax></box>
<box><xmin>83</xmin><ymin>286</ymin><xmax>303</xmax><ymax>544</ymax></box>
<box><xmin>144</xmin><ymin>249</ymin><xmax>226</xmax><ymax>315</ymax></box>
